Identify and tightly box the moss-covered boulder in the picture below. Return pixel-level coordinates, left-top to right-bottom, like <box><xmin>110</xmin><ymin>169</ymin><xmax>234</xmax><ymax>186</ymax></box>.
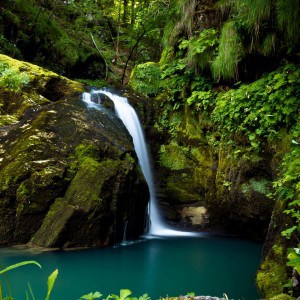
<box><xmin>0</xmin><ymin>55</ymin><xmax>149</xmax><ymax>248</ymax></box>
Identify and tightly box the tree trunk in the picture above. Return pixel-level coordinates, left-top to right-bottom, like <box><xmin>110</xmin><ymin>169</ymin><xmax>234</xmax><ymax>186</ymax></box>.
<box><xmin>123</xmin><ymin>0</ymin><xmax>129</xmax><ymax>25</ymax></box>
<box><xmin>131</xmin><ymin>0</ymin><xmax>135</xmax><ymax>25</ymax></box>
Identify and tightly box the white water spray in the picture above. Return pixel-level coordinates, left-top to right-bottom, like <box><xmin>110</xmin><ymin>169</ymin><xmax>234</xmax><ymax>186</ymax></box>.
<box><xmin>83</xmin><ymin>90</ymin><xmax>196</xmax><ymax>237</ymax></box>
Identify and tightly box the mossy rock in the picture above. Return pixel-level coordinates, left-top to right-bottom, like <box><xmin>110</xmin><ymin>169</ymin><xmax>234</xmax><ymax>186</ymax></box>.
<box><xmin>257</xmin><ymin>244</ymin><xmax>288</xmax><ymax>298</ymax></box>
<box><xmin>0</xmin><ymin>56</ymin><xmax>149</xmax><ymax>248</ymax></box>
<box><xmin>0</xmin><ymin>54</ymin><xmax>83</xmax><ymax>127</ymax></box>
<box><xmin>269</xmin><ymin>294</ymin><xmax>295</xmax><ymax>300</ymax></box>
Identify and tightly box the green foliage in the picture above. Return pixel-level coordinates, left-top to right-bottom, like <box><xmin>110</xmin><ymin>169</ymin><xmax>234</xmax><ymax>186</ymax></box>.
<box><xmin>187</xmin><ymin>90</ymin><xmax>215</xmax><ymax>112</ymax></box>
<box><xmin>287</xmin><ymin>247</ymin><xmax>300</xmax><ymax>274</ymax></box>
<box><xmin>211</xmin><ymin>21</ymin><xmax>244</xmax><ymax>81</ymax></box>
<box><xmin>167</xmin><ymin>0</ymin><xmax>196</xmax><ymax>46</ymax></box>
<box><xmin>229</xmin><ymin>0</ymin><xmax>272</xmax><ymax>33</ymax></box>
<box><xmin>0</xmin><ymin>261</ymin><xmax>41</xmax><ymax>276</ymax></box>
<box><xmin>77</xmin><ymin>79</ymin><xmax>110</xmax><ymax>89</ymax></box>
<box><xmin>274</xmin><ymin>146</ymin><xmax>300</xmax><ymax>241</ymax></box>
<box><xmin>45</xmin><ymin>269</ymin><xmax>58</xmax><ymax>300</ymax></box>
<box><xmin>130</xmin><ymin>62</ymin><xmax>161</xmax><ymax>96</ymax></box>
<box><xmin>0</xmin><ymin>261</ymin><xmax>40</xmax><ymax>300</ymax></box>
<box><xmin>212</xmin><ymin>63</ymin><xmax>300</xmax><ymax>149</ymax></box>
<box><xmin>0</xmin><ymin>62</ymin><xmax>29</xmax><ymax>92</ymax></box>
<box><xmin>109</xmin><ymin>289</ymin><xmax>133</xmax><ymax>300</ymax></box>
<box><xmin>80</xmin><ymin>292</ymin><xmax>103</xmax><ymax>300</ymax></box>
<box><xmin>0</xmin><ymin>34</ymin><xmax>21</xmax><ymax>58</ymax></box>
<box><xmin>276</xmin><ymin>0</ymin><xmax>300</xmax><ymax>45</ymax></box>
<box><xmin>80</xmin><ymin>290</ymin><xmax>150</xmax><ymax>300</ymax></box>
<box><xmin>213</xmin><ymin>0</ymin><xmax>300</xmax><ymax>80</ymax></box>
<box><xmin>179</xmin><ymin>29</ymin><xmax>218</xmax><ymax>71</ymax></box>
<box><xmin>242</xmin><ymin>178</ymin><xmax>272</xmax><ymax>196</ymax></box>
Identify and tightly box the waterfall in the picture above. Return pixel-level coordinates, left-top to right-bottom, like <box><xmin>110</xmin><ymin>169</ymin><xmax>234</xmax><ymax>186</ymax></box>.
<box><xmin>83</xmin><ymin>90</ymin><xmax>196</xmax><ymax>237</ymax></box>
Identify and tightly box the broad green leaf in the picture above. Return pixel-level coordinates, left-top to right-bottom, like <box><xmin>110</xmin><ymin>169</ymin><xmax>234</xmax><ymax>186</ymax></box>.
<box><xmin>80</xmin><ymin>292</ymin><xmax>102</xmax><ymax>300</ymax></box>
<box><xmin>120</xmin><ymin>289</ymin><xmax>132</xmax><ymax>300</ymax></box>
<box><xmin>81</xmin><ymin>292</ymin><xmax>94</xmax><ymax>300</ymax></box>
<box><xmin>45</xmin><ymin>269</ymin><xmax>58</xmax><ymax>300</ymax></box>
<box><xmin>248</xmin><ymin>133</ymin><xmax>256</xmax><ymax>141</ymax></box>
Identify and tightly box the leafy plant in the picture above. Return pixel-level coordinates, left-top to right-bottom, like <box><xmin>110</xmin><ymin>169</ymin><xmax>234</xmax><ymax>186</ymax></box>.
<box><xmin>211</xmin><ymin>63</ymin><xmax>300</xmax><ymax>149</ymax></box>
<box><xmin>287</xmin><ymin>247</ymin><xmax>300</xmax><ymax>274</ymax></box>
<box><xmin>80</xmin><ymin>292</ymin><xmax>103</xmax><ymax>300</ymax></box>
<box><xmin>109</xmin><ymin>289</ymin><xmax>133</xmax><ymax>300</ymax></box>
<box><xmin>45</xmin><ymin>269</ymin><xmax>58</xmax><ymax>300</ymax></box>
<box><xmin>130</xmin><ymin>62</ymin><xmax>161</xmax><ymax>96</ymax></box>
<box><xmin>80</xmin><ymin>290</ymin><xmax>151</xmax><ymax>300</ymax></box>
<box><xmin>0</xmin><ymin>261</ymin><xmax>58</xmax><ymax>300</ymax></box>
<box><xmin>179</xmin><ymin>29</ymin><xmax>218</xmax><ymax>71</ymax></box>
<box><xmin>0</xmin><ymin>261</ymin><xmax>41</xmax><ymax>300</ymax></box>
<box><xmin>274</xmin><ymin>145</ymin><xmax>300</xmax><ymax>241</ymax></box>
<box><xmin>0</xmin><ymin>62</ymin><xmax>30</xmax><ymax>93</ymax></box>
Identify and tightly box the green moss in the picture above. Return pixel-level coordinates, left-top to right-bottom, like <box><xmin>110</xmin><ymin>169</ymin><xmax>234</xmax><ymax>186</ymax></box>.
<box><xmin>0</xmin><ymin>54</ymin><xmax>83</xmax><ymax>127</ymax></box>
<box><xmin>211</xmin><ymin>21</ymin><xmax>244</xmax><ymax>81</ymax></box>
<box><xmin>0</xmin><ymin>54</ymin><xmax>83</xmax><ymax>92</ymax></box>
<box><xmin>32</xmin><ymin>198</ymin><xmax>76</xmax><ymax>247</ymax></box>
<box><xmin>165</xmin><ymin>177</ymin><xmax>200</xmax><ymax>203</ymax></box>
<box><xmin>270</xmin><ymin>294</ymin><xmax>295</xmax><ymax>300</ymax></box>
<box><xmin>159</xmin><ymin>142</ymin><xmax>189</xmax><ymax>171</ymax></box>
<box><xmin>257</xmin><ymin>260</ymin><xmax>287</xmax><ymax>298</ymax></box>
<box><xmin>66</xmin><ymin>158</ymin><xmax>103</xmax><ymax>206</ymax></box>
<box><xmin>257</xmin><ymin>244</ymin><xmax>288</xmax><ymax>298</ymax></box>
<box><xmin>75</xmin><ymin>144</ymin><xmax>100</xmax><ymax>163</ymax></box>
<box><xmin>16</xmin><ymin>181</ymin><xmax>29</xmax><ymax>199</ymax></box>
<box><xmin>0</xmin><ymin>114</ymin><xmax>19</xmax><ymax>126</ymax></box>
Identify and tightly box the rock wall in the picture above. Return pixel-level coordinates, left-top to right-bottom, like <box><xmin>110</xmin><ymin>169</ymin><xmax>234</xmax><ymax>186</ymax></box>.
<box><xmin>0</xmin><ymin>55</ymin><xmax>149</xmax><ymax>248</ymax></box>
<box><xmin>142</xmin><ymin>99</ymin><xmax>274</xmax><ymax>239</ymax></box>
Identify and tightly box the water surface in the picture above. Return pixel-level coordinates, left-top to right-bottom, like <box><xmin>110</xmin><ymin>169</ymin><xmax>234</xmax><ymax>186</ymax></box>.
<box><xmin>0</xmin><ymin>235</ymin><xmax>262</xmax><ymax>299</ymax></box>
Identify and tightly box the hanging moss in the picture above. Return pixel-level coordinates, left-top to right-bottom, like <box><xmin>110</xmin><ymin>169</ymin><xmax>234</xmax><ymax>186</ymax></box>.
<box><xmin>276</xmin><ymin>0</ymin><xmax>300</xmax><ymax>45</ymax></box>
<box><xmin>211</xmin><ymin>21</ymin><xmax>244</xmax><ymax>81</ymax></box>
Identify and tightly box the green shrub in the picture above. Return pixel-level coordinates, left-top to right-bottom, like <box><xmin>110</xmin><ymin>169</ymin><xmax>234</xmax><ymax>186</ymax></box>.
<box><xmin>0</xmin><ymin>62</ymin><xmax>30</xmax><ymax>92</ymax></box>
<box><xmin>212</xmin><ymin>63</ymin><xmax>300</xmax><ymax>149</ymax></box>
<box><xmin>130</xmin><ymin>62</ymin><xmax>161</xmax><ymax>96</ymax></box>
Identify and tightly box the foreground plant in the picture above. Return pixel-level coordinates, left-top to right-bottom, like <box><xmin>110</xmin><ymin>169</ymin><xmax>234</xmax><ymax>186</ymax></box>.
<box><xmin>80</xmin><ymin>289</ymin><xmax>151</xmax><ymax>300</ymax></box>
<box><xmin>0</xmin><ymin>261</ymin><xmax>58</xmax><ymax>300</ymax></box>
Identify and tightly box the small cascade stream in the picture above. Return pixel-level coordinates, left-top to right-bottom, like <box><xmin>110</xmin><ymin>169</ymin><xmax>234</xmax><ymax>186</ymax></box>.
<box><xmin>82</xmin><ymin>90</ymin><xmax>196</xmax><ymax>237</ymax></box>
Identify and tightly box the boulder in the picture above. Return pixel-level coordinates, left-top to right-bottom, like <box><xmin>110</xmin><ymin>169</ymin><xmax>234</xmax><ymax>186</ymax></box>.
<box><xmin>0</xmin><ymin>55</ymin><xmax>149</xmax><ymax>248</ymax></box>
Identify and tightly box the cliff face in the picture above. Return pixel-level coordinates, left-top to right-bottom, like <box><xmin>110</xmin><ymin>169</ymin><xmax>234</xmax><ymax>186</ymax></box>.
<box><xmin>146</xmin><ymin>100</ymin><xmax>274</xmax><ymax>239</ymax></box>
<box><xmin>0</xmin><ymin>55</ymin><xmax>149</xmax><ymax>248</ymax></box>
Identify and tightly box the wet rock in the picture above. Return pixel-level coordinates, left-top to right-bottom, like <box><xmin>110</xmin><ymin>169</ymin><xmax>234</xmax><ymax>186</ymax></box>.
<box><xmin>91</xmin><ymin>93</ymin><xmax>115</xmax><ymax>111</ymax></box>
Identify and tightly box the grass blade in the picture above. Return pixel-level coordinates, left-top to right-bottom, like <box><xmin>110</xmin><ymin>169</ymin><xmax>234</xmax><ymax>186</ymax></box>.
<box><xmin>0</xmin><ymin>261</ymin><xmax>41</xmax><ymax>275</ymax></box>
<box><xmin>27</xmin><ymin>283</ymin><xmax>36</xmax><ymax>300</ymax></box>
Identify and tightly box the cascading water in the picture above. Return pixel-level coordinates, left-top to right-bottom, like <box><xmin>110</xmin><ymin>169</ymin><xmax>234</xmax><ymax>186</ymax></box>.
<box><xmin>83</xmin><ymin>90</ymin><xmax>196</xmax><ymax>237</ymax></box>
